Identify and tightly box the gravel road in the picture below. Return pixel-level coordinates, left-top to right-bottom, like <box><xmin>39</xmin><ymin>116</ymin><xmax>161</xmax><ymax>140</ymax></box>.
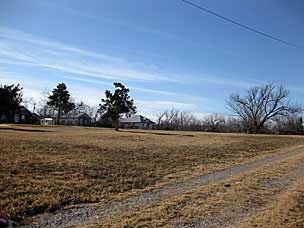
<box><xmin>18</xmin><ymin>147</ymin><xmax>304</xmax><ymax>228</ymax></box>
<box><xmin>173</xmin><ymin>151</ymin><xmax>304</xmax><ymax>228</ymax></box>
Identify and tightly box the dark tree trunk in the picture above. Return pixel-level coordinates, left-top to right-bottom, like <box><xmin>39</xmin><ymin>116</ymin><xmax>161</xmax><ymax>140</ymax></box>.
<box><xmin>114</xmin><ymin>114</ymin><xmax>119</xmax><ymax>131</ymax></box>
<box><xmin>251</xmin><ymin>124</ymin><xmax>262</xmax><ymax>134</ymax></box>
<box><xmin>57</xmin><ymin>105</ymin><xmax>61</xmax><ymax>125</ymax></box>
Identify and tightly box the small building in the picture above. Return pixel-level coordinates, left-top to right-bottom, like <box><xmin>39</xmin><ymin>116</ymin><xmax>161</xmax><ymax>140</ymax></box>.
<box><xmin>119</xmin><ymin>115</ymin><xmax>156</xmax><ymax>129</ymax></box>
<box><xmin>3</xmin><ymin>106</ymin><xmax>41</xmax><ymax>124</ymax></box>
<box><xmin>14</xmin><ymin>106</ymin><xmax>33</xmax><ymax>123</ymax></box>
<box><xmin>40</xmin><ymin>118</ymin><xmax>54</xmax><ymax>126</ymax></box>
<box><xmin>55</xmin><ymin>113</ymin><xmax>91</xmax><ymax>126</ymax></box>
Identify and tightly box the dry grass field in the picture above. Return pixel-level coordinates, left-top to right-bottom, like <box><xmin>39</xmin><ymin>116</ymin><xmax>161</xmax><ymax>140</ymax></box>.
<box><xmin>239</xmin><ymin>178</ymin><xmax>304</xmax><ymax>228</ymax></box>
<box><xmin>102</xmin><ymin>150</ymin><xmax>304</xmax><ymax>227</ymax></box>
<box><xmin>0</xmin><ymin>124</ymin><xmax>304</xmax><ymax>225</ymax></box>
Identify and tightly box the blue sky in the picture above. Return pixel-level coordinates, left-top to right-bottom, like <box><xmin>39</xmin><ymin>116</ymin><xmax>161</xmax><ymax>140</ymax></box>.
<box><xmin>0</xmin><ymin>0</ymin><xmax>303</xmax><ymax>119</ymax></box>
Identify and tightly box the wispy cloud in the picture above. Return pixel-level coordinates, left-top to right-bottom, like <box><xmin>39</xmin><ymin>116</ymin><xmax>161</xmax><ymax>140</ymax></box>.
<box><xmin>0</xmin><ymin>27</ymin><xmax>181</xmax><ymax>83</ymax></box>
<box><xmin>63</xmin><ymin>74</ymin><xmax>208</xmax><ymax>103</ymax></box>
<box><xmin>0</xmin><ymin>26</ymin><xmax>275</xmax><ymax>115</ymax></box>
<box><xmin>0</xmin><ymin>70</ymin><xmax>51</xmax><ymax>104</ymax></box>
<box><xmin>0</xmin><ymin>69</ymin><xmax>103</xmax><ymax>106</ymax></box>
<box><xmin>0</xmin><ymin>27</ymin><xmax>123</xmax><ymax>62</ymax></box>
<box><xmin>195</xmin><ymin>74</ymin><xmax>254</xmax><ymax>88</ymax></box>
<box><xmin>0</xmin><ymin>27</ymin><xmax>262</xmax><ymax>89</ymax></box>
<box><xmin>136</xmin><ymin>100</ymin><xmax>194</xmax><ymax>110</ymax></box>
<box><xmin>1</xmin><ymin>27</ymin><xmax>265</xmax><ymax>92</ymax></box>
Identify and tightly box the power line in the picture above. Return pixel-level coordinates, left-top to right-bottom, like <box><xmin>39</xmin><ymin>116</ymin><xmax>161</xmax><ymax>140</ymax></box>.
<box><xmin>181</xmin><ymin>0</ymin><xmax>301</xmax><ymax>49</ymax></box>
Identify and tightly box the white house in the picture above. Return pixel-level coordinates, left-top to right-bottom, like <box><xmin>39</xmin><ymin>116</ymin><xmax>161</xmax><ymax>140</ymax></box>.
<box><xmin>56</xmin><ymin>113</ymin><xmax>91</xmax><ymax>126</ymax></box>
<box><xmin>119</xmin><ymin>115</ymin><xmax>156</xmax><ymax>129</ymax></box>
<box><xmin>40</xmin><ymin>118</ymin><xmax>54</xmax><ymax>126</ymax></box>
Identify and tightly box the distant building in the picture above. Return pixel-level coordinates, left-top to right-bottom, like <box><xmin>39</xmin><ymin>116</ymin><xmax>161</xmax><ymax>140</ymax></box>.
<box><xmin>40</xmin><ymin>118</ymin><xmax>54</xmax><ymax>126</ymax></box>
<box><xmin>119</xmin><ymin>115</ymin><xmax>156</xmax><ymax>129</ymax></box>
<box><xmin>0</xmin><ymin>106</ymin><xmax>40</xmax><ymax>124</ymax></box>
<box><xmin>55</xmin><ymin>113</ymin><xmax>91</xmax><ymax>126</ymax></box>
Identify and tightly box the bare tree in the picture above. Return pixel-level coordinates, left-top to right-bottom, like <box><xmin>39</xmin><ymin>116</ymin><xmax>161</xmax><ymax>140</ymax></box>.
<box><xmin>72</xmin><ymin>100</ymin><xmax>98</xmax><ymax>120</ymax></box>
<box><xmin>156</xmin><ymin>110</ymin><xmax>201</xmax><ymax>130</ymax></box>
<box><xmin>156</xmin><ymin>111</ymin><xmax>166</xmax><ymax>129</ymax></box>
<box><xmin>272</xmin><ymin>115</ymin><xmax>304</xmax><ymax>135</ymax></box>
<box><xmin>203</xmin><ymin>114</ymin><xmax>225</xmax><ymax>132</ymax></box>
<box><xmin>180</xmin><ymin>112</ymin><xmax>198</xmax><ymax>130</ymax></box>
<box><xmin>227</xmin><ymin>82</ymin><xmax>300</xmax><ymax>133</ymax></box>
<box><xmin>155</xmin><ymin>109</ymin><xmax>180</xmax><ymax>130</ymax></box>
<box><xmin>36</xmin><ymin>89</ymin><xmax>55</xmax><ymax>117</ymax></box>
<box><xmin>73</xmin><ymin>101</ymin><xmax>87</xmax><ymax>113</ymax></box>
<box><xmin>224</xmin><ymin>117</ymin><xmax>244</xmax><ymax>133</ymax></box>
<box><xmin>23</xmin><ymin>97</ymin><xmax>37</xmax><ymax>113</ymax></box>
<box><xmin>164</xmin><ymin>109</ymin><xmax>180</xmax><ymax>130</ymax></box>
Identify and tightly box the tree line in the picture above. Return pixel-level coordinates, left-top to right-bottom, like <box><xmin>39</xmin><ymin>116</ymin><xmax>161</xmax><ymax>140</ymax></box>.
<box><xmin>0</xmin><ymin>82</ymin><xmax>135</xmax><ymax>131</ymax></box>
<box><xmin>156</xmin><ymin>83</ymin><xmax>303</xmax><ymax>134</ymax></box>
<box><xmin>0</xmin><ymin>81</ymin><xmax>303</xmax><ymax>134</ymax></box>
<box><xmin>155</xmin><ymin>109</ymin><xmax>303</xmax><ymax>134</ymax></box>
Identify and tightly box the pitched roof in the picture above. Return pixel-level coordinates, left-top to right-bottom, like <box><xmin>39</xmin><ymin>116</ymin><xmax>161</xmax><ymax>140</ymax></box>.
<box><xmin>42</xmin><ymin>118</ymin><xmax>53</xmax><ymax>121</ymax></box>
<box><xmin>32</xmin><ymin>113</ymin><xmax>40</xmax><ymax>118</ymax></box>
<box><xmin>119</xmin><ymin>115</ymin><xmax>155</xmax><ymax>124</ymax></box>
<box><xmin>53</xmin><ymin>113</ymin><xmax>91</xmax><ymax>119</ymax></box>
<box><xmin>18</xmin><ymin>106</ymin><xmax>33</xmax><ymax>116</ymax></box>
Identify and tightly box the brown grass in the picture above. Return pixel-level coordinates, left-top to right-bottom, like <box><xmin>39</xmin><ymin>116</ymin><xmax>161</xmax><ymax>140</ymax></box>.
<box><xmin>100</xmin><ymin>152</ymin><xmax>304</xmax><ymax>228</ymax></box>
<box><xmin>239</xmin><ymin>173</ymin><xmax>304</xmax><ymax>227</ymax></box>
<box><xmin>0</xmin><ymin>124</ymin><xmax>303</xmax><ymax>222</ymax></box>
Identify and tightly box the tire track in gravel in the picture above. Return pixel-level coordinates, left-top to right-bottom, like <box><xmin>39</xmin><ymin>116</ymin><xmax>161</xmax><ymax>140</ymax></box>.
<box><xmin>172</xmin><ymin>153</ymin><xmax>304</xmax><ymax>228</ymax></box>
<box><xmin>19</xmin><ymin>147</ymin><xmax>304</xmax><ymax>228</ymax></box>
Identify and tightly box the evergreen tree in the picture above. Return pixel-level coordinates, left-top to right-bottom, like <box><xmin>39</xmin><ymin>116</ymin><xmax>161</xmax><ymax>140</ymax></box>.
<box><xmin>0</xmin><ymin>84</ymin><xmax>23</xmax><ymax>122</ymax></box>
<box><xmin>47</xmin><ymin>83</ymin><xmax>75</xmax><ymax>124</ymax></box>
<box><xmin>98</xmin><ymin>82</ymin><xmax>136</xmax><ymax>131</ymax></box>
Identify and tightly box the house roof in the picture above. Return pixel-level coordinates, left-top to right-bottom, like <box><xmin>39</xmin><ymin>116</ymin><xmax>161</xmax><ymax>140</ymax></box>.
<box><xmin>42</xmin><ymin>118</ymin><xmax>53</xmax><ymax>121</ymax></box>
<box><xmin>119</xmin><ymin>115</ymin><xmax>155</xmax><ymax>124</ymax></box>
<box><xmin>18</xmin><ymin>106</ymin><xmax>32</xmax><ymax>116</ymax></box>
<box><xmin>32</xmin><ymin>113</ymin><xmax>41</xmax><ymax>118</ymax></box>
<box><xmin>54</xmin><ymin>113</ymin><xmax>91</xmax><ymax>119</ymax></box>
